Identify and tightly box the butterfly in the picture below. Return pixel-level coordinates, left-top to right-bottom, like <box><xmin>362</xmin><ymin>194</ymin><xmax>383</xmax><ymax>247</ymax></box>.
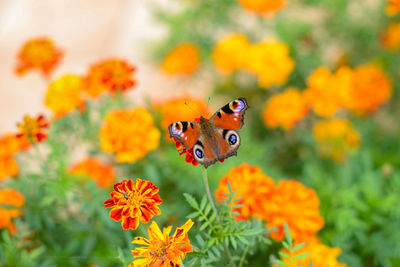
<box><xmin>168</xmin><ymin>98</ymin><xmax>249</xmax><ymax>168</ymax></box>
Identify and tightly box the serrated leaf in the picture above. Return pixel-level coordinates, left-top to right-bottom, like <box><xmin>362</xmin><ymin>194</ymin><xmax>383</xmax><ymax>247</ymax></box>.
<box><xmin>204</xmin><ymin>204</ymin><xmax>212</xmax><ymax>216</ymax></box>
<box><xmin>282</xmin><ymin>241</ymin><xmax>291</xmax><ymax>250</ymax></box>
<box><xmin>200</xmin><ymin>221</ymin><xmax>210</xmax><ymax>231</ymax></box>
<box><xmin>293</xmin><ymin>253</ymin><xmax>311</xmax><ymax>260</ymax></box>
<box><xmin>184</xmin><ymin>193</ymin><xmax>199</xmax><ymax>210</ymax></box>
<box><xmin>279</xmin><ymin>251</ymin><xmax>290</xmax><ymax>259</ymax></box>
<box><xmin>230</xmin><ymin>236</ymin><xmax>237</xmax><ymax>250</ymax></box>
<box><xmin>187</xmin><ymin>211</ymin><xmax>200</xmax><ymax>219</ymax></box>
<box><xmin>237</xmin><ymin>235</ymin><xmax>249</xmax><ymax>245</ymax></box>
<box><xmin>275</xmin><ymin>259</ymin><xmax>288</xmax><ymax>267</ymax></box>
<box><xmin>200</xmin><ymin>196</ymin><xmax>207</xmax><ymax>210</ymax></box>
<box><xmin>292</xmin><ymin>242</ymin><xmax>306</xmax><ymax>251</ymax></box>
<box><xmin>283</xmin><ymin>222</ymin><xmax>292</xmax><ymax>245</ymax></box>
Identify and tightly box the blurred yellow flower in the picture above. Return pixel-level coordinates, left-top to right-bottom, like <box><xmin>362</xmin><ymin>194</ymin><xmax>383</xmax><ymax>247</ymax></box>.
<box><xmin>276</xmin><ymin>237</ymin><xmax>347</xmax><ymax>267</ymax></box>
<box><xmin>313</xmin><ymin>119</ymin><xmax>360</xmax><ymax>162</ymax></box>
<box><xmin>264</xmin><ymin>180</ymin><xmax>324</xmax><ymax>242</ymax></box>
<box><xmin>100</xmin><ymin>108</ymin><xmax>160</xmax><ymax>163</ymax></box>
<box><xmin>16</xmin><ymin>115</ymin><xmax>49</xmax><ymax>143</ymax></box>
<box><xmin>129</xmin><ymin>219</ymin><xmax>194</xmax><ymax>267</ymax></box>
<box><xmin>246</xmin><ymin>38</ymin><xmax>295</xmax><ymax>88</ymax></box>
<box><xmin>161</xmin><ymin>43</ymin><xmax>200</xmax><ymax>75</ymax></box>
<box><xmin>381</xmin><ymin>22</ymin><xmax>400</xmax><ymax>51</ymax></box>
<box><xmin>15</xmin><ymin>37</ymin><xmax>63</xmax><ymax>77</ymax></box>
<box><xmin>262</xmin><ymin>87</ymin><xmax>309</xmax><ymax>130</ymax></box>
<box><xmin>386</xmin><ymin>0</ymin><xmax>400</xmax><ymax>16</ymax></box>
<box><xmin>45</xmin><ymin>74</ymin><xmax>86</xmax><ymax>117</ymax></box>
<box><xmin>69</xmin><ymin>158</ymin><xmax>115</xmax><ymax>188</ymax></box>
<box><xmin>212</xmin><ymin>33</ymin><xmax>250</xmax><ymax>74</ymax></box>
<box><xmin>0</xmin><ymin>188</ymin><xmax>25</xmax><ymax>233</ymax></box>
<box><xmin>215</xmin><ymin>163</ymin><xmax>275</xmax><ymax>221</ymax></box>
<box><xmin>239</xmin><ymin>0</ymin><xmax>286</xmax><ymax>16</ymax></box>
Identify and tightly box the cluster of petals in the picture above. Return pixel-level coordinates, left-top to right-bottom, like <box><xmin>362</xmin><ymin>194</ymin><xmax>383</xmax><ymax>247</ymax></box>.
<box><xmin>15</xmin><ymin>37</ymin><xmax>63</xmax><ymax>77</ymax></box>
<box><xmin>381</xmin><ymin>22</ymin><xmax>400</xmax><ymax>51</ymax></box>
<box><xmin>0</xmin><ymin>188</ymin><xmax>25</xmax><ymax>233</ymax></box>
<box><xmin>69</xmin><ymin>158</ymin><xmax>116</xmax><ymax>188</ymax></box>
<box><xmin>0</xmin><ymin>134</ymin><xmax>30</xmax><ymax>180</ymax></box>
<box><xmin>45</xmin><ymin>74</ymin><xmax>86</xmax><ymax>117</ymax></box>
<box><xmin>161</xmin><ymin>43</ymin><xmax>200</xmax><ymax>75</ymax></box>
<box><xmin>239</xmin><ymin>0</ymin><xmax>286</xmax><ymax>16</ymax></box>
<box><xmin>104</xmin><ymin>179</ymin><xmax>162</xmax><ymax>230</ymax></box>
<box><xmin>262</xmin><ymin>87</ymin><xmax>309</xmax><ymax>130</ymax></box>
<box><xmin>129</xmin><ymin>219</ymin><xmax>194</xmax><ymax>267</ymax></box>
<box><xmin>313</xmin><ymin>118</ymin><xmax>360</xmax><ymax>162</ymax></box>
<box><xmin>386</xmin><ymin>0</ymin><xmax>400</xmax><ymax>16</ymax></box>
<box><xmin>16</xmin><ymin>114</ymin><xmax>49</xmax><ymax>143</ymax></box>
<box><xmin>100</xmin><ymin>108</ymin><xmax>160</xmax><ymax>163</ymax></box>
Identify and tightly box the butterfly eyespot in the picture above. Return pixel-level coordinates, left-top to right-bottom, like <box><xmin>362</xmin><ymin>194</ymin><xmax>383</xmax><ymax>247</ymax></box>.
<box><xmin>223</xmin><ymin>130</ymin><xmax>240</xmax><ymax>147</ymax></box>
<box><xmin>228</xmin><ymin>134</ymin><xmax>237</xmax><ymax>145</ymax></box>
<box><xmin>195</xmin><ymin>148</ymin><xmax>204</xmax><ymax>159</ymax></box>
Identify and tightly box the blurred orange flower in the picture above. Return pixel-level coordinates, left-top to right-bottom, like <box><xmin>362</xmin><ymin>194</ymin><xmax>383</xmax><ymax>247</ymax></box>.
<box><xmin>313</xmin><ymin>119</ymin><xmax>360</xmax><ymax>162</ymax></box>
<box><xmin>15</xmin><ymin>37</ymin><xmax>63</xmax><ymax>77</ymax></box>
<box><xmin>0</xmin><ymin>157</ymin><xmax>19</xmax><ymax>181</ymax></box>
<box><xmin>276</xmin><ymin>237</ymin><xmax>347</xmax><ymax>267</ymax></box>
<box><xmin>264</xmin><ymin>180</ymin><xmax>324</xmax><ymax>242</ymax></box>
<box><xmin>239</xmin><ymin>0</ymin><xmax>286</xmax><ymax>16</ymax></box>
<box><xmin>0</xmin><ymin>134</ymin><xmax>30</xmax><ymax>181</ymax></box>
<box><xmin>100</xmin><ymin>108</ymin><xmax>160</xmax><ymax>163</ymax></box>
<box><xmin>104</xmin><ymin>179</ymin><xmax>162</xmax><ymax>230</ymax></box>
<box><xmin>213</xmin><ymin>33</ymin><xmax>250</xmax><ymax>74</ymax></box>
<box><xmin>85</xmin><ymin>59</ymin><xmax>136</xmax><ymax>98</ymax></box>
<box><xmin>215</xmin><ymin>163</ymin><xmax>275</xmax><ymax>221</ymax></box>
<box><xmin>16</xmin><ymin>115</ymin><xmax>49</xmax><ymax>143</ymax></box>
<box><xmin>161</xmin><ymin>43</ymin><xmax>199</xmax><ymax>75</ymax></box>
<box><xmin>0</xmin><ymin>188</ymin><xmax>25</xmax><ymax>233</ymax></box>
<box><xmin>69</xmin><ymin>158</ymin><xmax>115</xmax><ymax>188</ymax></box>
<box><xmin>45</xmin><ymin>74</ymin><xmax>86</xmax><ymax>117</ymax></box>
<box><xmin>129</xmin><ymin>219</ymin><xmax>194</xmax><ymax>267</ymax></box>
<box><xmin>246</xmin><ymin>38</ymin><xmax>295</xmax><ymax>88</ymax></box>
<box><xmin>381</xmin><ymin>22</ymin><xmax>400</xmax><ymax>51</ymax></box>
<box><xmin>386</xmin><ymin>0</ymin><xmax>400</xmax><ymax>16</ymax></box>
<box><xmin>262</xmin><ymin>87</ymin><xmax>309</xmax><ymax>130</ymax></box>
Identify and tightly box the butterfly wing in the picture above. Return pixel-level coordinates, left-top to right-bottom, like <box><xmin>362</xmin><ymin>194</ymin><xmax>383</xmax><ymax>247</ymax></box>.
<box><xmin>168</xmin><ymin>121</ymin><xmax>201</xmax><ymax>149</ymax></box>
<box><xmin>209</xmin><ymin>98</ymin><xmax>249</xmax><ymax>130</ymax></box>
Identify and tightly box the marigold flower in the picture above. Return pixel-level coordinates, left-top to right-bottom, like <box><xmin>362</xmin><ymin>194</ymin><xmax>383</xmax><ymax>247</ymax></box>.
<box><xmin>161</xmin><ymin>43</ymin><xmax>200</xmax><ymax>75</ymax></box>
<box><xmin>264</xmin><ymin>180</ymin><xmax>324</xmax><ymax>242</ymax></box>
<box><xmin>45</xmin><ymin>74</ymin><xmax>86</xmax><ymax>117</ymax></box>
<box><xmin>215</xmin><ymin>163</ymin><xmax>275</xmax><ymax>221</ymax></box>
<box><xmin>100</xmin><ymin>108</ymin><xmax>160</xmax><ymax>163</ymax></box>
<box><xmin>85</xmin><ymin>58</ymin><xmax>136</xmax><ymax>98</ymax></box>
<box><xmin>16</xmin><ymin>114</ymin><xmax>49</xmax><ymax>143</ymax></box>
<box><xmin>0</xmin><ymin>157</ymin><xmax>19</xmax><ymax>181</ymax></box>
<box><xmin>381</xmin><ymin>22</ymin><xmax>400</xmax><ymax>51</ymax></box>
<box><xmin>69</xmin><ymin>158</ymin><xmax>115</xmax><ymax>188</ymax></box>
<box><xmin>212</xmin><ymin>33</ymin><xmax>250</xmax><ymax>74</ymax></box>
<box><xmin>386</xmin><ymin>0</ymin><xmax>400</xmax><ymax>16</ymax></box>
<box><xmin>313</xmin><ymin>119</ymin><xmax>360</xmax><ymax>162</ymax></box>
<box><xmin>129</xmin><ymin>219</ymin><xmax>194</xmax><ymax>267</ymax></box>
<box><xmin>0</xmin><ymin>134</ymin><xmax>30</xmax><ymax>158</ymax></box>
<box><xmin>0</xmin><ymin>188</ymin><xmax>25</xmax><ymax>233</ymax></box>
<box><xmin>15</xmin><ymin>37</ymin><xmax>63</xmax><ymax>77</ymax></box>
<box><xmin>246</xmin><ymin>39</ymin><xmax>294</xmax><ymax>88</ymax></box>
<box><xmin>262</xmin><ymin>87</ymin><xmax>309</xmax><ymax>130</ymax></box>
<box><xmin>276</xmin><ymin>237</ymin><xmax>347</xmax><ymax>267</ymax></box>
<box><xmin>239</xmin><ymin>0</ymin><xmax>286</xmax><ymax>16</ymax></box>
<box><xmin>104</xmin><ymin>179</ymin><xmax>162</xmax><ymax>230</ymax></box>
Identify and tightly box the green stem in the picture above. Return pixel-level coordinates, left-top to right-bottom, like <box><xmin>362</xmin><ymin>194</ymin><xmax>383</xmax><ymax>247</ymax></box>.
<box><xmin>238</xmin><ymin>243</ymin><xmax>250</xmax><ymax>267</ymax></box>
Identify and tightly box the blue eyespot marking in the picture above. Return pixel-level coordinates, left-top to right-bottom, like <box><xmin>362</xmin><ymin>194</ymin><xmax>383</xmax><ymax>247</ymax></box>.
<box><xmin>228</xmin><ymin>134</ymin><xmax>237</xmax><ymax>145</ymax></box>
<box><xmin>232</xmin><ymin>99</ymin><xmax>245</xmax><ymax>112</ymax></box>
<box><xmin>195</xmin><ymin>149</ymin><xmax>204</xmax><ymax>159</ymax></box>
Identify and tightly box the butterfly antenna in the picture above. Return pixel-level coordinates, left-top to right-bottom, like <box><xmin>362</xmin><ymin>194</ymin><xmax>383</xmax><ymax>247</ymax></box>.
<box><xmin>184</xmin><ymin>101</ymin><xmax>199</xmax><ymax>117</ymax></box>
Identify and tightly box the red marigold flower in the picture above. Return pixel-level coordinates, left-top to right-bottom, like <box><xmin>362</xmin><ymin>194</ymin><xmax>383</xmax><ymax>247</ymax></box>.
<box><xmin>104</xmin><ymin>179</ymin><xmax>162</xmax><ymax>230</ymax></box>
<box><xmin>0</xmin><ymin>188</ymin><xmax>25</xmax><ymax>233</ymax></box>
<box><xmin>16</xmin><ymin>114</ymin><xmax>49</xmax><ymax>143</ymax></box>
<box><xmin>69</xmin><ymin>158</ymin><xmax>116</xmax><ymax>188</ymax></box>
<box><xmin>15</xmin><ymin>37</ymin><xmax>63</xmax><ymax>77</ymax></box>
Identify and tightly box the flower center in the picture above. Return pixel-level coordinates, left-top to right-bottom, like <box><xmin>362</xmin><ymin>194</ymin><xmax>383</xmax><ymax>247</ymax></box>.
<box><xmin>19</xmin><ymin>116</ymin><xmax>39</xmax><ymax>136</ymax></box>
<box><xmin>124</xmin><ymin>190</ymin><xmax>144</xmax><ymax>208</ymax></box>
<box><xmin>150</xmin><ymin>241</ymin><xmax>167</xmax><ymax>261</ymax></box>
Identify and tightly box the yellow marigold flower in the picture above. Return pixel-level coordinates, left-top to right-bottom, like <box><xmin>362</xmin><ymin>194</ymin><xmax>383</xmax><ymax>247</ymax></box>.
<box><xmin>212</xmin><ymin>33</ymin><xmax>250</xmax><ymax>74</ymax></box>
<box><xmin>104</xmin><ymin>179</ymin><xmax>162</xmax><ymax>230</ymax></box>
<box><xmin>85</xmin><ymin>59</ymin><xmax>136</xmax><ymax>98</ymax></box>
<box><xmin>69</xmin><ymin>158</ymin><xmax>115</xmax><ymax>188</ymax></box>
<box><xmin>16</xmin><ymin>114</ymin><xmax>49</xmax><ymax>143</ymax></box>
<box><xmin>246</xmin><ymin>38</ymin><xmax>295</xmax><ymax>88</ymax></box>
<box><xmin>386</xmin><ymin>0</ymin><xmax>400</xmax><ymax>16</ymax></box>
<box><xmin>45</xmin><ymin>74</ymin><xmax>86</xmax><ymax>117</ymax></box>
<box><xmin>100</xmin><ymin>108</ymin><xmax>160</xmax><ymax>163</ymax></box>
<box><xmin>215</xmin><ymin>163</ymin><xmax>275</xmax><ymax>221</ymax></box>
<box><xmin>262</xmin><ymin>87</ymin><xmax>309</xmax><ymax>130</ymax></box>
<box><xmin>313</xmin><ymin>119</ymin><xmax>360</xmax><ymax>162</ymax></box>
<box><xmin>129</xmin><ymin>219</ymin><xmax>194</xmax><ymax>267</ymax></box>
<box><xmin>161</xmin><ymin>43</ymin><xmax>200</xmax><ymax>75</ymax></box>
<box><xmin>0</xmin><ymin>188</ymin><xmax>25</xmax><ymax>233</ymax></box>
<box><xmin>239</xmin><ymin>0</ymin><xmax>286</xmax><ymax>16</ymax></box>
<box><xmin>15</xmin><ymin>37</ymin><xmax>63</xmax><ymax>77</ymax></box>
<box><xmin>381</xmin><ymin>22</ymin><xmax>400</xmax><ymax>51</ymax></box>
<box><xmin>264</xmin><ymin>180</ymin><xmax>324</xmax><ymax>242</ymax></box>
<box><xmin>276</xmin><ymin>237</ymin><xmax>347</xmax><ymax>267</ymax></box>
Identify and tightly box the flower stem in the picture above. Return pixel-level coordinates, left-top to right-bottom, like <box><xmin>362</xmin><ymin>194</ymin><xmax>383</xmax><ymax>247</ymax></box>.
<box><xmin>238</xmin><ymin>243</ymin><xmax>250</xmax><ymax>267</ymax></box>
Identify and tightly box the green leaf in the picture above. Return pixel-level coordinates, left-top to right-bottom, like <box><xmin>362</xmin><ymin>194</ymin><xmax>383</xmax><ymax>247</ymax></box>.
<box><xmin>292</xmin><ymin>242</ymin><xmax>306</xmax><ymax>251</ymax></box>
<box><xmin>283</xmin><ymin>222</ymin><xmax>292</xmax><ymax>245</ymax></box>
<box><xmin>279</xmin><ymin>251</ymin><xmax>290</xmax><ymax>259</ymax></box>
<box><xmin>200</xmin><ymin>196</ymin><xmax>207</xmax><ymax>210</ymax></box>
<box><xmin>184</xmin><ymin>193</ymin><xmax>199</xmax><ymax>210</ymax></box>
<box><xmin>293</xmin><ymin>253</ymin><xmax>311</xmax><ymax>260</ymax></box>
<box><xmin>275</xmin><ymin>259</ymin><xmax>288</xmax><ymax>267</ymax></box>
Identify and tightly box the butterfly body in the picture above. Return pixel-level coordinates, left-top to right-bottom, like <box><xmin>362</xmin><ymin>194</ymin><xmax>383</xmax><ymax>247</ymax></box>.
<box><xmin>169</xmin><ymin>98</ymin><xmax>249</xmax><ymax>168</ymax></box>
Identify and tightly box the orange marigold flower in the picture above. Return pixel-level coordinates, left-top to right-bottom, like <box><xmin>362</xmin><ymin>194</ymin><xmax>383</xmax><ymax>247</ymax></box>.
<box><xmin>239</xmin><ymin>0</ymin><xmax>286</xmax><ymax>16</ymax></box>
<box><xmin>129</xmin><ymin>219</ymin><xmax>194</xmax><ymax>267</ymax></box>
<box><xmin>161</xmin><ymin>43</ymin><xmax>200</xmax><ymax>75</ymax></box>
<box><xmin>313</xmin><ymin>119</ymin><xmax>360</xmax><ymax>162</ymax></box>
<box><xmin>386</xmin><ymin>0</ymin><xmax>400</xmax><ymax>16</ymax></box>
<box><xmin>0</xmin><ymin>157</ymin><xmax>19</xmax><ymax>181</ymax></box>
<box><xmin>0</xmin><ymin>188</ymin><xmax>25</xmax><ymax>233</ymax></box>
<box><xmin>276</xmin><ymin>237</ymin><xmax>347</xmax><ymax>267</ymax></box>
<box><xmin>0</xmin><ymin>134</ymin><xmax>30</xmax><ymax>158</ymax></box>
<box><xmin>212</xmin><ymin>33</ymin><xmax>250</xmax><ymax>74</ymax></box>
<box><xmin>45</xmin><ymin>74</ymin><xmax>86</xmax><ymax>117</ymax></box>
<box><xmin>264</xmin><ymin>180</ymin><xmax>324</xmax><ymax>242</ymax></box>
<box><xmin>104</xmin><ymin>179</ymin><xmax>162</xmax><ymax>230</ymax></box>
<box><xmin>262</xmin><ymin>87</ymin><xmax>309</xmax><ymax>130</ymax></box>
<box><xmin>215</xmin><ymin>163</ymin><xmax>275</xmax><ymax>221</ymax></box>
<box><xmin>246</xmin><ymin>38</ymin><xmax>295</xmax><ymax>88</ymax></box>
<box><xmin>85</xmin><ymin>58</ymin><xmax>136</xmax><ymax>98</ymax></box>
<box><xmin>15</xmin><ymin>37</ymin><xmax>63</xmax><ymax>77</ymax></box>
<box><xmin>69</xmin><ymin>158</ymin><xmax>116</xmax><ymax>188</ymax></box>
<box><xmin>100</xmin><ymin>108</ymin><xmax>160</xmax><ymax>163</ymax></box>
<box><xmin>16</xmin><ymin>114</ymin><xmax>49</xmax><ymax>143</ymax></box>
<box><xmin>381</xmin><ymin>22</ymin><xmax>400</xmax><ymax>51</ymax></box>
